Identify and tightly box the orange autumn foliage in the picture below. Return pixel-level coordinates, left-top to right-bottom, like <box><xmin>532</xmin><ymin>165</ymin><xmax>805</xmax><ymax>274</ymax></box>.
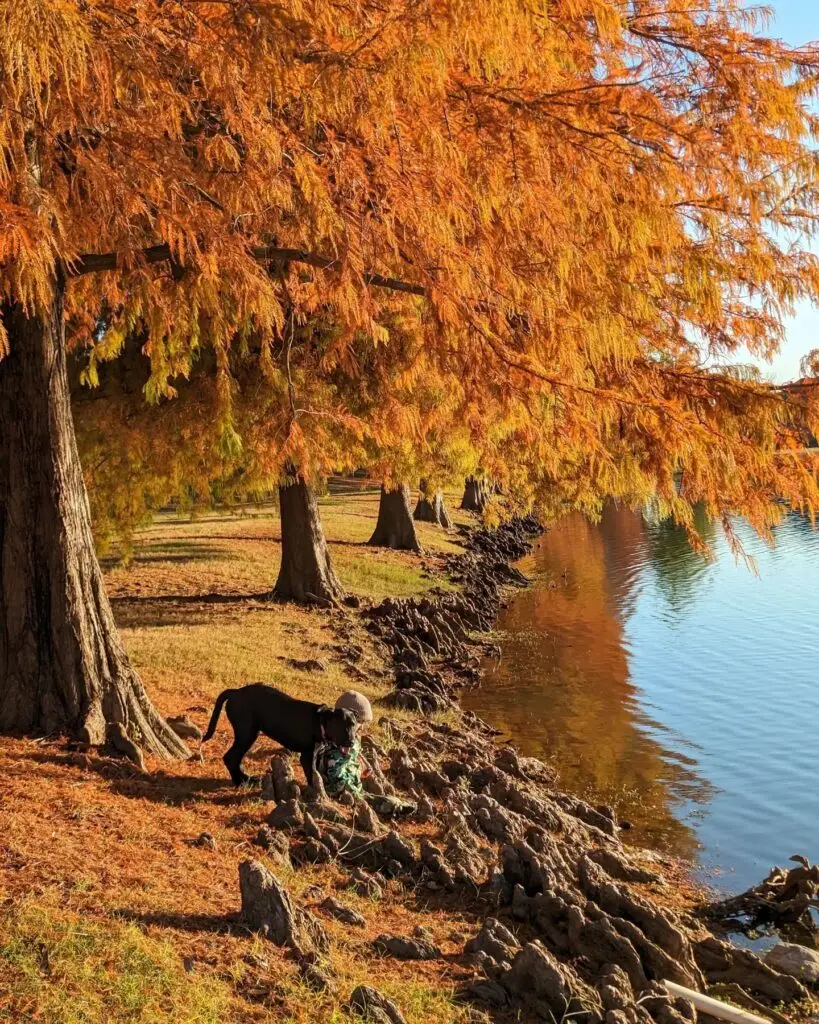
<box><xmin>1</xmin><ymin>0</ymin><xmax>819</xmax><ymax>544</ymax></box>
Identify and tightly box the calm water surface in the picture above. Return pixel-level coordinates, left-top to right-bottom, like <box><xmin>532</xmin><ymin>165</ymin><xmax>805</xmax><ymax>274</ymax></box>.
<box><xmin>463</xmin><ymin>507</ymin><xmax>819</xmax><ymax>893</ymax></box>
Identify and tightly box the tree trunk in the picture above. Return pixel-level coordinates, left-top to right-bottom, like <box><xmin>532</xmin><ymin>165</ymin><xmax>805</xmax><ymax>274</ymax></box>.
<box><xmin>413</xmin><ymin>480</ymin><xmax>452</xmax><ymax>529</ymax></box>
<box><xmin>0</xmin><ymin>283</ymin><xmax>188</xmax><ymax>760</ymax></box>
<box><xmin>460</xmin><ymin>476</ymin><xmax>489</xmax><ymax>513</ymax></box>
<box><xmin>369</xmin><ymin>484</ymin><xmax>422</xmax><ymax>552</ymax></box>
<box><xmin>274</xmin><ymin>475</ymin><xmax>344</xmax><ymax>605</ymax></box>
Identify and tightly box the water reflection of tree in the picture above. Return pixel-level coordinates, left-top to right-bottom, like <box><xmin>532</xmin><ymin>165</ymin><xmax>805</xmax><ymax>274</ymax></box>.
<box><xmin>470</xmin><ymin>507</ymin><xmax>711</xmax><ymax>861</ymax></box>
<box><xmin>643</xmin><ymin>503</ymin><xmax>717</xmax><ymax>616</ymax></box>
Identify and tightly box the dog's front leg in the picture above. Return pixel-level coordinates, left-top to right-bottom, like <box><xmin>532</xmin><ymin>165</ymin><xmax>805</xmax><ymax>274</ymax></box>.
<box><xmin>300</xmin><ymin>746</ymin><xmax>316</xmax><ymax>788</ymax></box>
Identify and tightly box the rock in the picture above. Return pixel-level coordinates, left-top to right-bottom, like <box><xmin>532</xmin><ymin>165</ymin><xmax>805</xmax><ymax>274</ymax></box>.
<box><xmin>270</xmin><ymin>753</ymin><xmax>301</xmax><ymax>803</ymax></box>
<box><xmin>238</xmin><ymin>860</ymin><xmax>329</xmax><ymax>957</ymax></box>
<box><xmin>167</xmin><ymin>715</ymin><xmax>203</xmax><ymax>742</ymax></box>
<box><xmin>354</xmin><ymin>800</ymin><xmax>382</xmax><ymax>834</ymax></box>
<box><xmin>320</xmin><ymin>896</ymin><xmax>365</xmax><ymax>927</ymax></box>
<box><xmin>764</xmin><ymin>942</ymin><xmax>819</xmax><ymax>984</ymax></box>
<box><xmin>374</xmin><ymin>933</ymin><xmax>442</xmax><ymax>960</ymax></box>
<box><xmin>267</xmin><ymin>799</ymin><xmax>304</xmax><ymax>830</ymax></box>
<box><xmin>502</xmin><ymin>940</ymin><xmax>602</xmax><ymax>1021</ymax></box>
<box><xmin>348</xmin><ymin>985</ymin><xmax>408</xmax><ymax>1024</ymax></box>
<box><xmin>193</xmin><ymin>831</ymin><xmax>217</xmax><ymax>850</ymax></box>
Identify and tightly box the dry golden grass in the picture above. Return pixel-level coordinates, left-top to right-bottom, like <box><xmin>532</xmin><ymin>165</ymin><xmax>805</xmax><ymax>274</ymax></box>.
<box><xmin>0</xmin><ymin>487</ymin><xmax>495</xmax><ymax>1024</ymax></box>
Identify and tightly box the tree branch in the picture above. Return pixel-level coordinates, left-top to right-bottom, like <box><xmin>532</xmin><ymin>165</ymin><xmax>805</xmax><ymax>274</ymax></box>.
<box><xmin>67</xmin><ymin>243</ymin><xmax>427</xmax><ymax>296</ymax></box>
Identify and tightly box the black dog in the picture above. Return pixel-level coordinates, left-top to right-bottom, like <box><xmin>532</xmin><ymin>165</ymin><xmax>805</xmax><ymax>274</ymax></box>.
<box><xmin>202</xmin><ymin>683</ymin><xmax>358</xmax><ymax>786</ymax></box>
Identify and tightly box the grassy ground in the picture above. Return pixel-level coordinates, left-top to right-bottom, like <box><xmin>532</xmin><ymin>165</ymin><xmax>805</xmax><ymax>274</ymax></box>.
<box><xmin>0</xmin><ymin>488</ymin><xmax>487</xmax><ymax>1024</ymax></box>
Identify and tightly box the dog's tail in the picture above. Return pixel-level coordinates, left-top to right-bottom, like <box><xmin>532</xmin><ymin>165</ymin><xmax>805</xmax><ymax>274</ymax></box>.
<box><xmin>202</xmin><ymin>689</ymin><xmax>234</xmax><ymax>742</ymax></box>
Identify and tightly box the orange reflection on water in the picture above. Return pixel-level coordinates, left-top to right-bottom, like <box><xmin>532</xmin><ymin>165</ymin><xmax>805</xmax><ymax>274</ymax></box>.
<box><xmin>465</xmin><ymin>507</ymin><xmax>710</xmax><ymax>861</ymax></box>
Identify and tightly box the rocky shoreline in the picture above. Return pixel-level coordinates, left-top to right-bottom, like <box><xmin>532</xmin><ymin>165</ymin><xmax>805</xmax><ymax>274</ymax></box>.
<box><xmin>238</xmin><ymin>517</ymin><xmax>818</xmax><ymax>1024</ymax></box>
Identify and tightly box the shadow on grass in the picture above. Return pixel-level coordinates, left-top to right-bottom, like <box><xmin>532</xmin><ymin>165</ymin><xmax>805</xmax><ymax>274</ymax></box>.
<box><xmin>114</xmin><ymin>907</ymin><xmax>241</xmax><ymax>935</ymax></box>
<box><xmin>18</xmin><ymin>749</ymin><xmax>258</xmax><ymax>807</ymax></box>
<box><xmin>110</xmin><ymin>590</ymin><xmax>273</xmax><ymax>606</ymax></box>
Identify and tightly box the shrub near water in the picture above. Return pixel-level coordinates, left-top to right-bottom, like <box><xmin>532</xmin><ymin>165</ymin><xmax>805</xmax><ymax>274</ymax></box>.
<box><xmin>0</xmin><ymin>901</ymin><xmax>231</xmax><ymax>1024</ymax></box>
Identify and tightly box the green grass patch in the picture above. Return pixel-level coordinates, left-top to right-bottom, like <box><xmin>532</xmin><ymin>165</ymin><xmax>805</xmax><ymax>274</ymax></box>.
<box><xmin>0</xmin><ymin>900</ymin><xmax>233</xmax><ymax>1024</ymax></box>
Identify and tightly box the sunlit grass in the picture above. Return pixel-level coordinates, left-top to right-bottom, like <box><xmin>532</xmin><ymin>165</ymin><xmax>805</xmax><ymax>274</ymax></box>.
<box><xmin>0</xmin><ymin>900</ymin><xmax>232</xmax><ymax>1024</ymax></box>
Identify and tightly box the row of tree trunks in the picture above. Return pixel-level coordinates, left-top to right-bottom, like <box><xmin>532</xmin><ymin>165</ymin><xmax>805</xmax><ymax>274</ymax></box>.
<box><xmin>0</xmin><ymin>284</ymin><xmax>188</xmax><ymax>759</ymax></box>
<box><xmin>0</xmin><ymin>301</ymin><xmax>478</xmax><ymax>757</ymax></box>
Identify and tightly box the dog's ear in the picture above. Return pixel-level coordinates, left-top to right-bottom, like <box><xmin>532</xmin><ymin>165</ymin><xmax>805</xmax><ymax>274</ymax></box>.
<box><xmin>314</xmin><ymin>705</ymin><xmax>333</xmax><ymax>740</ymax></box>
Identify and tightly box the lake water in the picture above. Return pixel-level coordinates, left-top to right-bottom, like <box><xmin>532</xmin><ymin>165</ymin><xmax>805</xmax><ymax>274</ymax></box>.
<box><xmin>463</xmin><ymin>506</ymin><xmax>819</xmax><ymax>894</ymax></box>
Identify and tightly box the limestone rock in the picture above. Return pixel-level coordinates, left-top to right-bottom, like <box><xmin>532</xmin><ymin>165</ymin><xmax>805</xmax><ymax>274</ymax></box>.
<box><xmin>238</xmin><ymin>860</ymin><xmax>329</xmax><ymax>957</ymax></box>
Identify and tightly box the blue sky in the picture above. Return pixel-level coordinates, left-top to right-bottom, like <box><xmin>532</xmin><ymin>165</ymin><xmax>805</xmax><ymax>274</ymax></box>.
<box><xmin>746</xmin><ymin>3</ymin><xmax>819</xmax><ymax>381</ymax></box>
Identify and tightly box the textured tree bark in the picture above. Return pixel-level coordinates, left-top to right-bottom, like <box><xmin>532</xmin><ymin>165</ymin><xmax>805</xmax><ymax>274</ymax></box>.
<box><xmin>460</xmin><ymin>476</ymin><xmax>489</xmax><ymax>513</ymax></box>
<box><xmin>0</xmin><ymin>283</ymin><xmax>188</xmax><ymax>759</ymax></box>
<box><xmin>274</xmin><ymin>475</ymin><xmax>345</xmax><ymax>604</ymax></box>
<box><xmin>369</xmin><ymin>484</ymin><xmax>422</xmax><ymax>552</ymax></box>
<box><xmin>413</xmin><ymin>480</ymin><xmax>452</xmax><ymax>529</ymax></box>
